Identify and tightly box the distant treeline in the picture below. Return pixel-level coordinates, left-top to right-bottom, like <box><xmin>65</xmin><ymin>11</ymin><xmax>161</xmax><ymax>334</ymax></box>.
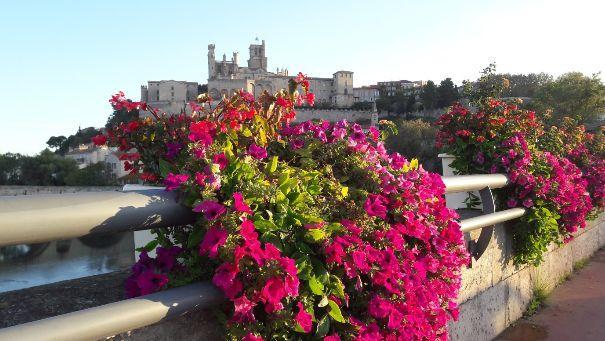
<box><xmin>0</xmin><ymin>150</ymin><xmax>113</xmax><ymax>186</ymax></box>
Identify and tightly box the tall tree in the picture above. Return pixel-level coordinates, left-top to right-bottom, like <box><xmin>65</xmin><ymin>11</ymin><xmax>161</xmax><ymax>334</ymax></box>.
<box><xmin>420</xmin><ymin>81</ymin><xmax>438</xmax><ymax>110</ymax></box>
<box><xmin>46</xmin><ymin>136</ymin><xmax>66</xmax><ymax>150</ymax></box>
<box><xmin>106</xmin><ymin>107</ymin><xmax>139</xmax><ymax>129</ymax></box>
<box><xmin>532</xmin><ymin>72</ymin><xmax>605</xmax><ymax>124</ymax></box>
<box><xmin>437</xmin><ymin>78</ymin><xmax>459</xmax><ymax>108</ymax></box>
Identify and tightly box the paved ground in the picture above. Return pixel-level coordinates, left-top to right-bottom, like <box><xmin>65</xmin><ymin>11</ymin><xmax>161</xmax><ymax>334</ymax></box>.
<box><xmin>497</xmin><ymin>248</ymin><xmax>605</xmax><ymax>341</ymax></box>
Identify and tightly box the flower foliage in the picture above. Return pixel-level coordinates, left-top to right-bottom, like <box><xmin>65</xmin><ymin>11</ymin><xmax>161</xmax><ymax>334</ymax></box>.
<box><xmin>436</xmin><ymin>99</ymin><xmax>603</xmax><ymax>265</ymax></box>
<box><xmin>99</xmin><ymin>74</ymin><xmax>468</xmax><ymax>340</ymax></box>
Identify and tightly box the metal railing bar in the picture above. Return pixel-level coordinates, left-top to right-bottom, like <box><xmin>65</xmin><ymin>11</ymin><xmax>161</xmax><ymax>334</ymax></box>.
<box><xmin>0</xmin><ymin>174</ymin><xmax>510</xmax><ymax>247</ymax></box>
<box><xmin>0</xmin><ymin>188</ymin><xmax>195</xmax><ymax>247</ymax></box>
<box><xmin>0</xmin><ymin>282</ymin><xmax>223</xmax><ymax>341</ymax></box>
<box><xmin>459</xmin><ymin>208</ymin><xmax>527</xmax><ymax>233</ymax></box>
<box><xmin>441</xmin><ymin>174</ymin><xmax>509</xmax><ymax>193</ymax></box>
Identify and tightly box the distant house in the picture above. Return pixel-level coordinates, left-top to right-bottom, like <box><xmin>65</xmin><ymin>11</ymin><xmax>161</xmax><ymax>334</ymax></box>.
<box><xmin>64</xmin><ymin>143</ymin><xmax>134</xmax><ymax>183</ymax></box>
<box><xmin>64</xmin><ymin>144</ymin><xmax>110</xmax><ymax>169</ymax></box>
<box><xmin>353</xmin><ymin>86</ymin><xmax>380</xmax><ymax>103</ymax></box>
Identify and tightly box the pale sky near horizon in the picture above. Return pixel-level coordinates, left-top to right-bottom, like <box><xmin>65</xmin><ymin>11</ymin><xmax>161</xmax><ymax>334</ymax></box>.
<box><xmin>0</xmin><ymin>0</ymin><xmax>603</xmax><ymax>155</ymax></box>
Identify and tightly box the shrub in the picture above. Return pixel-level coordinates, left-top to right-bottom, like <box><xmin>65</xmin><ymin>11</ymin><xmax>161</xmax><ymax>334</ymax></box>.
<box><xmin>436</xmin><ymin>99</ymin><xmax>600</xmax><ymax>265</ymax></box>
<box><xmin>97</xmin><ymin>74</ymin><xmax>469</xmax><ymax>340</ymax></box>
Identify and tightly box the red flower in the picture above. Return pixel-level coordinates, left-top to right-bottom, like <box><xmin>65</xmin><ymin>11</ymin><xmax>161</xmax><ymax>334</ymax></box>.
<box><xmin>92</xmin><ymin>134</ymin><xmax>107</xmax><ymax>146</ymax></box>
<box><xmin>233</xmin><ymin>192</ymin><xmax>253</xmax><ymax>215</ymax></box>
<box><xmin>193</xmin><ymin>200</ymin><xmax>226</xmax><ymax>220</ymax></box>
<box><xmin>295</xmin><ymin>302</ymin><xmax>312</xmax><ymax>333</ymax></box>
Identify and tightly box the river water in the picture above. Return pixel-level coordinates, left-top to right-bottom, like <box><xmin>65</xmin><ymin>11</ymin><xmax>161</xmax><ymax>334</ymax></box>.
<box><xmin>0</xmin><ymin>233</ymin><xmax>135</xmax><ymax>293</ymax></box>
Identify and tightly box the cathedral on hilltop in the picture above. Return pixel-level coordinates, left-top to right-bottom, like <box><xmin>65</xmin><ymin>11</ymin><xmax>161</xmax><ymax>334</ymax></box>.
<box><xmin>140</xmin><ymin>40</ymin><xmax>355</xmax><ymax>117</ymax></box>
<box><xmin>207</xmin><ymin>40</ymin><xmax>354</xmax><ymax>108</ymax></box>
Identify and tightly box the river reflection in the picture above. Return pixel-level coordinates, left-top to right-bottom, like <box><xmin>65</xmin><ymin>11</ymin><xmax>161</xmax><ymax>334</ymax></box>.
<box><xmin>0</xmin><ymin>232</ymin><xmax>134</xmax><ymax>293</ymax></box>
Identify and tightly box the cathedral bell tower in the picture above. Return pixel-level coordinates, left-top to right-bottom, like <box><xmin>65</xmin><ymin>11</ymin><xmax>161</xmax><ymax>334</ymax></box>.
<box><xmin>208</xmin><ymin>44</ymin><xmax>216</xmax><ymax>80</ymax></box>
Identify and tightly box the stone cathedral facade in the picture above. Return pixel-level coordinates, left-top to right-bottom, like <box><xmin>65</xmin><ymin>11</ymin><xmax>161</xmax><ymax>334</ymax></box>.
<box><xmin>207</xmin><ymin>40</ymin><xmax>354</xmax><ymax>108</ymax></box>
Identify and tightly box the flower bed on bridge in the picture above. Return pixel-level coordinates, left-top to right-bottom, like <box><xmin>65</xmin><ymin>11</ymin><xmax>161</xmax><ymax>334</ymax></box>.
<box><xmin>95</xmin><ymin>75</ymin><xmax>469</xmax><ymax>340</ymax></box>
<box><xmin>436</xmin><ymin>99</ymin><xmax>604</xmax><ymax>265</ymax></box>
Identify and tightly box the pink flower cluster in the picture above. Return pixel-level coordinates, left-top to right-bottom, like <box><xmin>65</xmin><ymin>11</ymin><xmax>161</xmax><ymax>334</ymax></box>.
<box><xmin>125</xmin><ymin>246</ymin><xmax>182</xmax><ymax>297</ymax></box>
<box><xmin>498</xmin><ymin>134</ymin><xmax>592</xmax><ymax>236</ymax></box>
<box><xmin>282</xmin><ymin>120</ymin><xmax>469</xmax><ymax>339</ymax></box>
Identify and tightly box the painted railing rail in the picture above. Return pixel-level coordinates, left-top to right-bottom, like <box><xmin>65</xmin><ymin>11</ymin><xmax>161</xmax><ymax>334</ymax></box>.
<box><xmin>0</xmin><ymin>173</ymin><xmax>523</xmax><ymax>340</ymax></box>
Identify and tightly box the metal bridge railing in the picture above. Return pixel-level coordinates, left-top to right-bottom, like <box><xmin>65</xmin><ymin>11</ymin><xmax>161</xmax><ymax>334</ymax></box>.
<box><xmin>0</xmin><ymin>174</ymin><xmax>525</xmax><ymax>341</ymax></box>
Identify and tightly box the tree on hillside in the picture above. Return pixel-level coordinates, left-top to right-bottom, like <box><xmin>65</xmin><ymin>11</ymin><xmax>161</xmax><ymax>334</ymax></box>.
<box><xmin>385</xmin><ymin>119</ymin><xmax>440</xmax><ymax>172</ymax></box>
<box><xmin>406</xmin><ymin>95</ymin><xmax>417</xmax><ymax>113</ymax></box>
<box><xmin>106</xmin><ymin>107</ymin><xmax>139</xmax><ymax>129</ymax></box>
<box><xmin>437</xmin><ymin>78</ymin><xmax>459</xmax><ymax>108</ymax></box>
<box><xmin>65</xmin><ymin>162</ymin><xmax>111</xmax><ymax>186</ymax></box>
<box><xmin>503</xmin><ymin>73</ymin><xmax>553</xmax><ymax>98</ymax></box>
<box><xmin>532</xmin><ymin>72</ymin><xmax>605</xmax><ymax>124</ymax></box>
<box><xmin>420</xmin><ymin>81</ymin><xmax>438</xmax><ymax>109</ymax></box>
<box><xmin>46</xmin><ymin>136</ymin><xmax>66</xmax><ymax>150</ymax></box>
<box><xmin>0</xmin><ymin>153</ymin><xmax>22</xmax><ymax>185</ymax></box>
<box><xmin>18</xmin><ymin>149</ymin><xmax>78</xmax><ymax>185</ymax></box>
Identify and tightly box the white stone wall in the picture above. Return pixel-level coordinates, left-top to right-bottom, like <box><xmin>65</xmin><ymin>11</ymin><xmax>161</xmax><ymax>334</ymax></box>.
<box><xmin>294</xmin><ymin>108</ymin><xmax>372</xmax><ymax>123</ymax></box>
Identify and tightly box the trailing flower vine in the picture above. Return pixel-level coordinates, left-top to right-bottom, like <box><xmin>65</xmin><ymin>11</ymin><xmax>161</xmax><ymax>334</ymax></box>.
<box><xmin>436</xmin><ymin>99</ymin><xmax>603</xmax><ymax>265</ymax></box>
<box><xmin>95</xmin><ymin>73</ymin><xmax>469</xmax><ymax>340</ymax></box>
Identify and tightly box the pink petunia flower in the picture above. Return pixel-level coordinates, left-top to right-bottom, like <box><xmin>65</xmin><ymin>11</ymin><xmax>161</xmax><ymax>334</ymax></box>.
<box><xmin>164</xmin><ymin>173</ymin><xmax>189</xmax><ymax>191</ymax></box>
<box><xmin>248</xmin><ymin>144</ymin><xmax>267</xmax><ymax>160</ymax></box>
<box><xmin>193</xmin><ymin>200</ymin><xmax>226</xmax><ymax>220</ymax></box>
<box><xmin>295</xmin><ymin>302</ymin><xmax>313</xmax><ymax>333</ymax></box>
<box><xmin>199</xmin><ymin>226</ymin><xmax>228</xmax><ymax>258</ymax></box>
<box><xmin>233</xmin><ymin>192</ymin><xmax>253</xmax><ymax>215</ymax></box>
<box><xmin>364</xmin><ymin>194</ymin><xmax>388</xmax><ymax>219</ymax></box>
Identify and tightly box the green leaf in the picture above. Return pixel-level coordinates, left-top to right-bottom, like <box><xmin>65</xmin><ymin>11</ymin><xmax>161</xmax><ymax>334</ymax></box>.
<box><xmin>159</xmin><ymin>158</ymin><xmax>176</xmax><ymax>178</ymax></box>
<box><xmin>187</xmin><ymin>227</ymin><xmax>205</xmax><ymax>248</ymax></box>
<box><xmin>330</xmin><ymin>275</ymin><xmax>346</xmax><ymax>299</ymax></box>
<box><xmin>315</xmin><ymin>314</ymin><xmax>330</xmax><ymax>338</ymax></box>
<box><xmin>305</xmin><ymin>228</ymin><xmax>326</xmax><ymax>242</ymax></box>
<box><xmin>254</xmin><ymin>218</ymin><xmax>278</xmax><ymax>232</ymax></box>
<box><xmin>135</xmin><ymin>239</ymin><xmax>158</xmax><ymax>252</ymax></box>
<box><xmin>318</xmin><ymin>296</ymin><xmax>329</xmax><ymax>307</ymax></box>
<box><xmin>308</xmin><ymin>275</ymin><xmax>324</xmax><ymax>295</ymax></box>
<box><xmin>328</xmin><ymin>300</ymin><xmax>345</xmax><ymax>323</ymax></box>
<box><xmin>267</xmin><ymin>155</ymin><xmax>278</xmax><ymax>173</ymax></box>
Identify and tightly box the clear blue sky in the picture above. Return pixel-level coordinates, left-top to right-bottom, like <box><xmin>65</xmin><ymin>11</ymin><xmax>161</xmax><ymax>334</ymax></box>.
<box><xmin>0</xmin><ymin>0</ymin><xmax>603</xmax><ymax>154</ymax></box>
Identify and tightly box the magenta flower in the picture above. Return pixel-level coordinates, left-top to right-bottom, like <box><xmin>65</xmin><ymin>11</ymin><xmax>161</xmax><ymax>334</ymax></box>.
<box><xmin>324</xmin><ymin>334</ymin><xmax>342</xmax><ymax>341</ymax></box>
<box><xmin>163</xmin><ymin>172</ymin><xmax>189</xmax><ymax>191</ymax></box>
<box><xmin>295</xmin><ymin>302</ymin><xmax>312</xmax><ymax>333</ymax></box>
<box><xmin>260</xmin><ymin>277</ymin><xmax>286</xmax><ymax>313</ymax></box>
<box><xmin>248</xmin><ymin>143</ymin><xmax>267</xmax><ymax>160</ymax></box>
<box><xmin>289</xmin><ymin>139</ymin><xmax>305</xmax><ymax>150</ymax></box>
<box><xmin>242</xmin><ymin>333</ymin><xmax>263</xmax><ymax>341</ymax></box>
<box><xmin>364</xmin><ymin>194</ymin><xmax>388</xmax><ymax>219</ymax></box>
<box><xmin>232</xmin><ymin>295</ymin><xmax>256</xmax><ymax>323</ymax></box>
<box><xmin>155</xmin><ymin>246</ymin><xmax>182</xmax><ymax>272</ymax></box>
<box><xmin>507</xmin><ymin>198</ymin><xmax>518</xmax><ymax>208</ymax></box>
<box><xmin>136</xmin><ymin>270</ymin><xmax>169</xmax><ymax>296</ymax></box>
<box><xmin>233</xmin><ymin>192</ymin><xmax>253</xmax><ymax>215</ymax></box>
<box><xmin>212</xmin><ymin>262</ymin><xmax>242</xmax><ymax>299</ymax></box>
<box><xmin>199</xmin><ymin>226</ymin><xmax>228</xmax><ymax>258</ymax></box>
<box><xmin>213</xmin><ymin>153</ymin><xmax>228</xmax><ymax>170</ymax></box>
<box><xmin>522</xmin><ymin>198</ymin><xmax>534</xmax><ymax>208</ymax></box>
<box><xmin>193</xmin><ymin>200</ymin><xmax>226</xmax><ymax>220</ymax></box>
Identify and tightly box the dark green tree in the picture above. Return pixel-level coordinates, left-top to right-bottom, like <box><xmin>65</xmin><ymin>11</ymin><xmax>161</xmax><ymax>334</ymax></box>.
<box><xmin>0</xmin><ymin>153</ymin><xmax>22</xmax><ymax>185</ymax></box>
<box><xmin>385</xmin><ymin>119</ymin><xmax>440</xmax><ymax>172</ymax></box>
<box><xmin>18</xmin><ymin>149</ymin><xmax>78</xmax><ymax>185</ymax></box>
<box><xmin>106</xmin><ymin>107</ymin><xmax>139</xmax><ymax>129</ymax></box>
<box><xmin>420</xmin><ymin>81</ymin><xmax>438</xmax><ymax>110</ymax></box>
<box><xmin>406</xmin><ymin>95</ymin><xmax>417</xmax><ymax>113</ymax></box>
<box><xmin>46</xmin><ymin>136</ymin><xmax>66</xmax><ymax>150</ymax></box>
<box><xmin>532</xmin><ymin>72</ymin><xmax>605</xmax><ymax>124</ymax></box>
<box><xmin>437</xmin><ymin>78</ymin><xmax>459</xmax><ymax>108</ymax></box>
<box><xmin>65</xmin><ymin>162</ymin><xmax>111</xmax><ymax>186</ymax></box>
